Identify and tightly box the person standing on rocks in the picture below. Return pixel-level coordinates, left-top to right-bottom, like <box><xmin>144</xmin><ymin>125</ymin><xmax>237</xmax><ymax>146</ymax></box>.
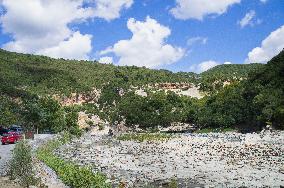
<box><xmin>108</xmin><ymin>129</ymin><xmax>113</xmax><ymax>136</ymax></box>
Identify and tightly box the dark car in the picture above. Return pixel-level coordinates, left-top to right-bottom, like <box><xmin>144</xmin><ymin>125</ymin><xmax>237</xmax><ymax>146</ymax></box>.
<box><xmin>9</xmin><ymin>125</ymin><xmax>23</xmax><ymax>134</ymax></box>
<box><xmin>0</xmin><ymin>127</ymin><xmax>9</xmax><ymax>136</ymax></box>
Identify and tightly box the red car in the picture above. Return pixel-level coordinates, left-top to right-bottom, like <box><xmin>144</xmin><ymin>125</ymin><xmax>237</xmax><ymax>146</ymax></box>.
<box><xmin>1</xmin><ymin>130</ymin><xmax>22</xmax><ymax>145</ymax></box>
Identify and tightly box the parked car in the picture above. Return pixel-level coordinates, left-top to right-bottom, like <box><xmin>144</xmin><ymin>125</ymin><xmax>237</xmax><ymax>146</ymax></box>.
<box><xmin>1</xmin><ymin>131</ymin><xmax>22</xmax><ymax>145</ymax></box>
<box><xmin>9</xmin><ymin>125</ymin><xmax>23</xmax><ymax>134</ymax></box>
<box><xmin>0</xmin><ymin>127</ymin><xmax>9</xmax><ymax>136</ymax></box>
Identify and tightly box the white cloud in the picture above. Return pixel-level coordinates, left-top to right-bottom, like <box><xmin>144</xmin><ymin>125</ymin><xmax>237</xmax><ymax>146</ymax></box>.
<box><xmin>170</xmin><ymin>0</ymin><xmax>240</xmax><ymax>20</ymax></box>
<box><xmin>246</xmin><ymin>25</ymin><xmax>284</xmax><ymax>63</ymax></box>
<box><xmin>190</xmin><ymin>60</ymin><xmax>220</xmax><ymax>73</ymax></box>
<box><xmin>260</xmin><ymin>0</ymin><xmax>268</xmax><ymax>3</ymax></box>
<box><xmin>0</xmin><ymin>0</ymin><xmax>134</xmax><ymax>59</ymax></box>
<box><xmin>190</xmin><ymin>60</ymin><xmax>234</xmax><ymax>73</ymax></box>
<box><xmin>238</xmin><ymin>10</ymin><xmax>256</xmax><ymax>28</ymax></box>
<box><xmin>90</xmin><ymin>0</ymin><xmax>133</xmax><ymax>21</ymax></box>
<box><xmin>224</xmin><ymin>61</ymin><xmax>232</xmax><ymax>64</ymax></box>
<box><xmin>187</xmin><ymin>37</ymin><xmax>207</xmax><ymax>46</ymax></box>
<box><xmin>37</xmin><ymin>32</ymin><xmax>92</xmax><ymax>60</ymax></box>
<box><xmin>0</xmin><ymin>0</ymin><xmax>93</xmax><ymax>59</ymax></box>
<box><xmin>99</xmin><ymin>56</ymin><xmax>113</xmax><ymax>64</ymax></box>
<box><xmin>101</xmin><ymin>16</ymin><xmax>184</xmax><ymax>68</ymax></box>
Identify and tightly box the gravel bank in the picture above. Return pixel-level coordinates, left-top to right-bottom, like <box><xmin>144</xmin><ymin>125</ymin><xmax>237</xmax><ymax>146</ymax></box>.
<box><xmin>31</xmin><ymin>134</ymin><xmax>69</xmax><ymax>188</ymax></box>
<box><xmin>56</xmin><ymin>131</ymin><xmax>284</xmax><ymax>187</ymax></box>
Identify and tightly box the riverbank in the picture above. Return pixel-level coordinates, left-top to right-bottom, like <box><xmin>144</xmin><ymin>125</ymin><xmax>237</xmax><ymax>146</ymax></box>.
<box><xmin>56</xmin><ymin>130</ymin><xmax>284</xmax><ymax>187</ymax></box>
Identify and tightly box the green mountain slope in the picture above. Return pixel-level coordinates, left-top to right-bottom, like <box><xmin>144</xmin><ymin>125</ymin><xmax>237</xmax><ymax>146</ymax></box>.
<box><xmin>242</xmin><ymin>49</ymin><xmax>284</xmax><ymax>129</ymax></box>
<box><xmin>0</xmin><ymin>49</ymin><xmax>263</xmax><ymax>97</ymax></box>
<box><xmin>1</xmin><ymin>48</ymin><xmax>282</xmax><ymax>132</ymax></box>
<box><xmin>198</xmin><ymin>50</ymin><xmax>284</xmax><ymax>131</ymax></box>
<box><xmin>0</xmin><ymin>49</ymin><xmax>196</xmax><ymax>96</ymax></box>
<box><xmin>199</xmin><ymin>63</ymin><xmax>264</xmax><ymax>92</ymax></box>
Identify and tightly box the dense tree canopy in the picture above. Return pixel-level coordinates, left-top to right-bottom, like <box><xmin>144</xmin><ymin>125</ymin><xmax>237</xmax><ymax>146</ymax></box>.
<box><xmin>0</xmin><ymin>49</ymin><xmax>283</xmax><ymax>132</ymax></box>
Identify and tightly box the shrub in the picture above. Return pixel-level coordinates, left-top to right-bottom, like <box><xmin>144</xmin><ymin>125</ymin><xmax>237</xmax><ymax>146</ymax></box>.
<box><xmin>87</xmin><ymin>120</ymin><xmax>94</xmax><ymax>126</ymax></box>
<box><xmin>195</xmin><ymin>127</ymin><xmax>236</xmax><ymax>133</ymax></box>
<box><xmin>65</xmin><ymin>110</ymin><xmax>82</xmax><ymax>137</ymax></box>
<box><xmin>8</xmin><ymin>140</ymin><xmax>38</xmax><ymax>187</ymax></box>
<box><xmin>98</xmin><ymin>123</ymin><xmax>105</xmax><ymax>130</ymax></box>
<box><xmin>117</xmin><ymin>133</ymin><xmax>172</xmax><ymax>142</ymax></box>
<box><xmin>168</xmin><ymin>178</ymin><xmax>178</xmax><ymax>188</ymax></box>
<box><xmin>36</xmin><ymin>132</ymin><xmax>110</xmax><ymax>188</ymax></box>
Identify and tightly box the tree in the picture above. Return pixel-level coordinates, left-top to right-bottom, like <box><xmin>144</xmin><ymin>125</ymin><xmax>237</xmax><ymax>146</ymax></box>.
<box><xmin>22</xmin><ymin>97</ymin><xmax>66</xmax><ymax>133</ymax></box>
<box><xmin>0</xmin><ymin>96</ymin><xmax>20</xmax><ymax>127</ymax></box>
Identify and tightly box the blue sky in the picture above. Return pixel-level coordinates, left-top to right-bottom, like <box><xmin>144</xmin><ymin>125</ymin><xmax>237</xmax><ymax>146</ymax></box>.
<box><xmin>0</xmin><ymin>0</ymin><xmax>283</xmax><ymax>73</ymax></box>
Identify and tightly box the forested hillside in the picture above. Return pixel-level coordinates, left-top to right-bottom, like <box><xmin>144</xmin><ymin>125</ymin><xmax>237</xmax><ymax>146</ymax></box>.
<box><xmin>199</xmin><ymin>64</ymin><xmax>263</xmax><ymax>93</ymax></box>
<box><xmin>198</xmin><ymin>50</ymin><xmax>284</xmax><ymax>131</ymax></box>
<box><xmin>0</xmin><ymin>49</ymin><xmax>283</xmax><ymax>132</ymax></box>
<box><xmin>0</xmin><ymin>49</ymin><xmax>196</xmax><ymax>96</ymax></box>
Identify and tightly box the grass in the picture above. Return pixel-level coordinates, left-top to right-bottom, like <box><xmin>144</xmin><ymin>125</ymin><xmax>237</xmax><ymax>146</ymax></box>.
<box><xmin>36</xmin><ymin>132</ymin><xmax>110</xmax><ymax>188</ymax></box>
<box><xmin>195</xmin><ymin>127</ymin><xmax>236</xmax><ymax>133</ymax></box>
<box><xmin>117</xmin><ymin>133</ymin><xmax>172</xmax><ymax>142</ymax></box>
<box><xmin>168</xmin><ymin>178</ymin><xmax>178</xmax><ymax>188</ymax></box>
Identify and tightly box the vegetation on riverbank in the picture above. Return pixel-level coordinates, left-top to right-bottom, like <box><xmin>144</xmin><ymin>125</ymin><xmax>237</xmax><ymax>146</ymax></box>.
<box><xmin>117</xmin><ymin>133</ymin><xmax>172</xmax><ymax>142</ymax></box>
<box><xmin>195</xmin><ymin>127</ymin><xmax>236</xmax><ymax>134</ymax></box>
<box><xmin>36</xmin><ymin>132</ymin><xmax>110</xmax><ymax>188</ymax></box>
<box><xmin>8</xmin><ymin>140</ymin><xmax>40</xmax><ymax>187</ymax></box>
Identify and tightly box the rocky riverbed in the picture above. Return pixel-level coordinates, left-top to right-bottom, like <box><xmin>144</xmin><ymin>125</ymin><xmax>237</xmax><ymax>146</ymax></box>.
<box><xmin>55</xmin><ymin>131</ymin><xmax>284</xmax><ymax>187</ymax></box>
<box><xmin>30</xmin><ymin>134</ymin><xmax>69</xmax><ymax>188</ymax></box>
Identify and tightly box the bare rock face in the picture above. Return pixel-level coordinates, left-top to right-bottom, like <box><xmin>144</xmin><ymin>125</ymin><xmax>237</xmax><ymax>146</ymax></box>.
<box><xmin>135</xmin><ymin>83</ymin><xmax>204</xmax><ymax>99</ymax></box>
<box><xmin>114</xmin><ymin>121</ymin><xmax>129</xmax><ymax>134</ymax></box>
<box><xmin>78</xmin><ymin>112</ymin><xmax>105</xmax><ymax>129</ymax></box>
<box><xmin>55</xmin><ymin>131</ymin><xmax>284</xmax><ymax>187</ymax></box>
<box><xmin>154</xmin><ymin>83</ymin><xmax>194</xmax><ymax>90</ymax></box>
<box><xmin>53</xmin><ymin>88</ymin><xmax>101</xmax><ymax>106</ymax></box>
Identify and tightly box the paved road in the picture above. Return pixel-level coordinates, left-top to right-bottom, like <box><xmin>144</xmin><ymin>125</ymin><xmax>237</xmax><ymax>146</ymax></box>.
<box><xmin>0</xmin><ymin>143</ymin><xmax>15</xmax><ymax>176</ymax></box>
<box><xmin>0</xmin><ymin>134</ymin><xmax>53</xmax><ymax>176</ymax></box>
<box><xmin>0</xmin><ymin>134</ymin><xmax>54</xmax><ymax>177</ymax></box>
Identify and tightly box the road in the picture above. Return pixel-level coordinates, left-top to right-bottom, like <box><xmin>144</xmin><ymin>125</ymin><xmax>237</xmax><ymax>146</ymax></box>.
<box><xmin>0</xmin><ymin>134</ymin><xmax>53</xmax><ymax>176</ymax></box>
<box><xmin>0</xmin><ymin>143</ymin><xmax>15</xmax><ymax>176</ymax></box>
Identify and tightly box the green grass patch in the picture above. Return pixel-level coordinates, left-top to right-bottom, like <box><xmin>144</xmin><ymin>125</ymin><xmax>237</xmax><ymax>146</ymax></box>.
<box><xmin>117</xmin><ymin>133</ymin><xmax>172</xmax><ymax>142</ymax></box>
<box><xmin>195</xmin><ymin>127</ymin><xmax>236</xmax><ymax>133</ymax></box>
<box><xmin>36</xmin><ymin>132</ymin><xmax>110</xmax><ymax>188</ymax></box>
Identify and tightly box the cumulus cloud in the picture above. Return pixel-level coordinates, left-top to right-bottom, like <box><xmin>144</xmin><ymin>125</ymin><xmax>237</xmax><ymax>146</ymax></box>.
<box><xmin>187</xmin><ymin>37</ymin><xmax>207</xmax><ymax>46</ymax></box>
<box><xmin>90</xmin><ymin>0</ymin><xmax>133</xmax><ymax>21</ymax></box>
<box><xmin>190</xmin><ymin>60</ymin><xmax>234</xmax><ymax>73</ymax></box>
<box><xmin>238</xmin><ymin>10</ymin><xmax>261</xmax><ymax>28</ymax></box>
<box><xmin>170</xmin><ymin>0</ymin><xmax>240</xmax><ymax>20</ymax></box>
<box><xmin>0</xmin><ymin>0</ymin><xmax>93</xmax><ymax>59</ymax></box>
<box><xmin>224</xmin><ymin>61</ymin><xmax>232</xmax><ymax>64</ymax></box>
<box><xmin>246</xmin><ymin>25</ymin><xmax>284</xmax><ymax>63</ymax></box>
<box><xmin>0</xmin><ymin>0</ymin><xmax>134</xmax><ymax>59</ymax></box>
<box><xmin>99</xmin><ymin>56</ymin><xmax>113</xmax><ymax>64</ymax></box>
<box><xmin>190</xmin><ymin>60</ymin><xmax>220</xmax><ymax>73</ymax></box>
<box><xmin>101</xmin><ymin>16</ymin><xmax>184</xmax><ymax>68</ymax></box>
<box><xmin>37</xmin><ymin>32</ymin><xmax>92</xmax><ymax>60</ymax></box>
